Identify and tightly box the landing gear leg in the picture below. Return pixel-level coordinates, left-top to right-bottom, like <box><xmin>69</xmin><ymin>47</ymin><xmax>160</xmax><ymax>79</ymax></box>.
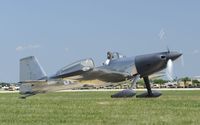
<box><xmin>111</xmin><ymin>75</ymin><xmax>140</xmax><ymax>98</ymax></box>
<box><xmin>136</xmin><ymin>76</ymin><xmax>161</xmax><ymax>98</ymax></box>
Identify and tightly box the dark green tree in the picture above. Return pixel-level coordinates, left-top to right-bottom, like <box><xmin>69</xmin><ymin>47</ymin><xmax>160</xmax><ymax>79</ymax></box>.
<box><xmin>181</xmin><ymin>77</ymin><xmax>191</xmax><ymax>87</ymax></box>
<box><xmin>152</xmin><ymin>79</ymin><xmax>167</xmax><ymax>85</ymax></box>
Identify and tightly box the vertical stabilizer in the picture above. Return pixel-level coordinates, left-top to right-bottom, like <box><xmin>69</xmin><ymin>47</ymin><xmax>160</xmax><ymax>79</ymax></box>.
<box><xmin>20</xmin><ymin>56</ymin><xmax>47</xmax><ymax>82</ymax></box>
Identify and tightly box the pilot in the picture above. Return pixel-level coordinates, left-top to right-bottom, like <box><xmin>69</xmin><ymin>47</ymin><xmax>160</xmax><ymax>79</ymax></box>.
<box><xmin>104</xmin><ymin>51</ymin><xmax>112</xmax><ymax>65</ymax></box>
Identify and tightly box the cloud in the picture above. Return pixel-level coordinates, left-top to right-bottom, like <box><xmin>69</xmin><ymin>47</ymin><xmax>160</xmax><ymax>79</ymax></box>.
<box><xmin>192</xmin><ymin>49</ymin><xmax>199</xmax><ymax>54</ymax></box>
<box><xmin>65</xmin><ymin>48</ymin><xmax>69</xmax><ymax>52</ymax></box>
<box><xmin>16</xmin><ymin>46</ymin><xmax>24</xmax><ymax>51</ymax></box>
<box><xmin>16</xmin><ymin>44</ymin><xmax>41</xmax><ymax>52</ymax></box>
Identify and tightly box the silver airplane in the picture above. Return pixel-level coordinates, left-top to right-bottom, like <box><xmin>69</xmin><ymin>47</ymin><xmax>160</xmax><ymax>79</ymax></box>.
<box><xmin>19</xmin><ymin>51</ymin><xmax>182</xmax><ymax>98</ymax></box>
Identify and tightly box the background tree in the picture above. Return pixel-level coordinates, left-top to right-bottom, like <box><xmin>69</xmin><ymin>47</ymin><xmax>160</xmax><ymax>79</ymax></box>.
<box><xmin>152</xmin><ymin>79</ymin><xmax>168</xmax><ymax>85</ymax></box>
<box><xmin>192</xmin><ymin>80</ymin><xmax>200</xmax><ymax>87</ymax></box>
<box><xmin>181</xmin><ymin>77</ymin><xmax>191</xmax><ymax>87</ymax></box>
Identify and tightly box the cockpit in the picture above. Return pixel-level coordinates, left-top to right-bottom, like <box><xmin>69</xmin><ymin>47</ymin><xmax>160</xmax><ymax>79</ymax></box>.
<box><xmin>107</xmin><ymin>51</ymin><xmax>126</xmax><ymax>60</ymax></box>
<box><xmin>104</xmin><ymin>51</ymin><xmax>126</xmax><ymax>65</ymax></box>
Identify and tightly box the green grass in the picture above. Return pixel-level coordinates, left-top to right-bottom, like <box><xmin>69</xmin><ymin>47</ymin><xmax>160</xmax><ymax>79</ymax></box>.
<box><xmin>0</xmin><ymin>91</ymin><xmax>200</xmax><ymax>125</ymax></box>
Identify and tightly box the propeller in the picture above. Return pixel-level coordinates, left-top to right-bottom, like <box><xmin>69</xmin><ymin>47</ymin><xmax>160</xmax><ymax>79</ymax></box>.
<box><xmin>173</xmin><ymin>50</ymin><xmax>184</xmax><ymax>67</ymax></box>
<box><xmin>166</xmin><ymin>59</ymin><xmax>174</xmax><ymax>81</ymax></box>
<box><xmin>165</xmin><ymin>47</ymin><xmax>174</xmax><ymax>81</ymax></box>
<box><xmin>166</xmin><ymin>52</ymin><xmax>183</xmax><ymax>81</ymax></box>
<box><xmin>179</xmin><ymin>50</ymin><xmax>184</xmax><ymax>67</ymax></box>
<box><xmin>158</xmin><ymin>28</ymin><xmax>183</xmax><ymax>81</ymax></box>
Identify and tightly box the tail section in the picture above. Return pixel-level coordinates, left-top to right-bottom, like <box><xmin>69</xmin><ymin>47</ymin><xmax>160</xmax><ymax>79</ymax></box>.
<box><xmin>20</xmin><ymin>56</ymin><xmax>47</xmax><ymax>82</ymax></box>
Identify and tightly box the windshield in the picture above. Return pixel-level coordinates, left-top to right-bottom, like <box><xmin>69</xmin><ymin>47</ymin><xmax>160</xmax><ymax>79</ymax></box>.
<box><xmin>111</xmin><ymin>52</ymin><xmax>126</xmax><ymax>60</ymax></box>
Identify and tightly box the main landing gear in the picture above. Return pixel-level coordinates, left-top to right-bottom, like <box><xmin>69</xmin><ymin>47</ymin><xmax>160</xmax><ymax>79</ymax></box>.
<box><xmin>111</xmin><ymin>75</ymin><xmax>161</xmax><ymax>98</ymax></box>
<box><xmin>136</xmin><ymin>76</ymin><xmax>161</xmax><ymax>98</ymax></box>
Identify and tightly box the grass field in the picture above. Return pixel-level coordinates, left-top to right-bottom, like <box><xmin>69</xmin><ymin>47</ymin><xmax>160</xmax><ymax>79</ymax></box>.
<box><xmin>0</xmin><ymin>91</ymin><xmax>200</xmax><ymax>125</ymax></box>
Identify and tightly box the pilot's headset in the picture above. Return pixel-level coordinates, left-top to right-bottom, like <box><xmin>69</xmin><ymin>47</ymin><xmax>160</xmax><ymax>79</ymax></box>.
<box><xmin>107</xmin><ymin>51</ymin><xmax>112</xmax><ymax>60</ymax></box>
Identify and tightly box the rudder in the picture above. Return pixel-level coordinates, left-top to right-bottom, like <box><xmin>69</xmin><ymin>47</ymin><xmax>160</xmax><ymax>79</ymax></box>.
<box><xmin>20</xmin><ymin>56</ymin><xmax>47</xmax><ymax>82</ymax></box>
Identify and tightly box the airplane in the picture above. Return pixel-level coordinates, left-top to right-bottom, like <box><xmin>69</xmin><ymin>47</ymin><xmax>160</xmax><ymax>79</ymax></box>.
<box><xmin>19</xmin><ymin>50</ymin><xmax>182</xmax><ymax>99</ymax></box>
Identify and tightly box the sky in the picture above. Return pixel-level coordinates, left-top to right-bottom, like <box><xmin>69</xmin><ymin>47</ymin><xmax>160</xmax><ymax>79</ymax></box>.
<box><xmin>0</xmin><ymin>0</ymin><xmax>200</xmax><ymax>82</ymax></box>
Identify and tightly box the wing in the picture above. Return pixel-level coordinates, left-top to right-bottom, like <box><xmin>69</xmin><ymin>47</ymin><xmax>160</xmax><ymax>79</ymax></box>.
<box><xmin>75</xmin><ymin>68</ymin><xmax>130</xmax><ymax>82</ymax></box>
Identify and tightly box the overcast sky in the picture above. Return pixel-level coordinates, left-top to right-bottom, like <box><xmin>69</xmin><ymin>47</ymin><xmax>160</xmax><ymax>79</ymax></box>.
<box><xmin>0</xmin><ymin>0</ymin><xmax>200</xmax><ymax>82</ymax></box>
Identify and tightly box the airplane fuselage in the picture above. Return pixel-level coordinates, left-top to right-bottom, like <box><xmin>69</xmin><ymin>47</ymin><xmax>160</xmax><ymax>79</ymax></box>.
<box><xmin>19</xmin><ymin>51</ymin><xmax>182</xmax><ymax>98</ymax></box>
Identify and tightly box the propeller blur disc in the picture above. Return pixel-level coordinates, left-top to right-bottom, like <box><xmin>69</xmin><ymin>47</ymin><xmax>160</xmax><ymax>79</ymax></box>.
<box><xmin>166</xmin><ymin>59</ymin><xmax>173</xmax><ymax>81</ymax></box>
<box><xmin>181</xmin><ymin>54</ymin><xmax>184</xmax><ymax>66</ymax></box>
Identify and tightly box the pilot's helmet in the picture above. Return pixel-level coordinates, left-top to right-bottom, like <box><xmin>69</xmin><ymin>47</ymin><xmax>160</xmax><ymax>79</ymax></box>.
<box><xmin>107</xmin><ymin>51</ymin><xmax>112</xmax><ymax>59</ymax></box>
